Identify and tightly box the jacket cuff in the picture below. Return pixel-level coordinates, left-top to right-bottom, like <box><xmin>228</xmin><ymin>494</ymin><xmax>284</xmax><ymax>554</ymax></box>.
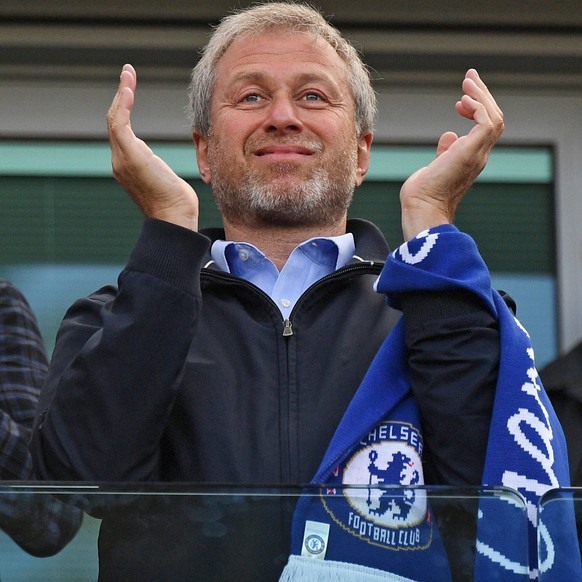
<box><xmin>125</xmin><ymin>218</ymin><xmax>211</xmax><ymax>295</ymax></box>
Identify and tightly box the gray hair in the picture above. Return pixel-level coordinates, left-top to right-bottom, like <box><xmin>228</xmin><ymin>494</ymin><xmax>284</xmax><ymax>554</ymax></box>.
<box><xmin>187</xmin><ymin>2</ymin><xmax>376</xmax><ymax>138</ymax></box>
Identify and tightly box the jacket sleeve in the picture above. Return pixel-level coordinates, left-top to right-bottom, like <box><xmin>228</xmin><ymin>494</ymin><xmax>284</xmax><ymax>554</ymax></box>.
<box><xmin>377</xmin><ymin>225</ymin><xmax>511</xmax><ymax>486</ymax></box>
<box><xmin>399</xmin><ymin>289</ymin><xmax>504</xmax><ymax>485</ymax></box>
<box><xmin>30</xmin><ymin>219</ymin><xmax>211</xmax><ymax>481</ymax></box>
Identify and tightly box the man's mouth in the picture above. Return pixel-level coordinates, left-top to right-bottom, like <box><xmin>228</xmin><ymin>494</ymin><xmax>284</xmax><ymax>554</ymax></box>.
<box><xmin>255</xmin><ymin>145</ymin><xmax>315</xmax><ymax>158</ymax></box>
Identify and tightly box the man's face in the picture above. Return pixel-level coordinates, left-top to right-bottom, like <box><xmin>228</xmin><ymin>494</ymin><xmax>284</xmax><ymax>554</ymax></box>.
<box><xmin>194</xmin><ymin>32</ymin><xmax>372</xmax><ymax>229</ymax></box>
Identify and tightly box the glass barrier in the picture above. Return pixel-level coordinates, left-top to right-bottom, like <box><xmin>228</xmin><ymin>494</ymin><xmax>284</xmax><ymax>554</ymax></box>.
<box><xmin>0</xmin><ymin>483</ymin><xmax>530</xmax><ymax>582</ymax></box>
<box><xmin>537</xmin><ymin>487</ymin><xmax>582</xmax><ymax>581</ymax></box>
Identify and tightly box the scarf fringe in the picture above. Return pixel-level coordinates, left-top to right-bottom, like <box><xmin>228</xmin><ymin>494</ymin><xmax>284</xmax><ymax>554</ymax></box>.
<box><xmin>279</xmin><ymin>555</ymin><xmax>415</xmax><ymax>581</ymax></box>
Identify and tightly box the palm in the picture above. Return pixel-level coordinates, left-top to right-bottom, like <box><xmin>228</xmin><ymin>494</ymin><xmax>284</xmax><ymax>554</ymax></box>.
<box><xmin>107</xmin><ymin>65</ymin><xmax>199</xmax><ymax>231</ymax></box>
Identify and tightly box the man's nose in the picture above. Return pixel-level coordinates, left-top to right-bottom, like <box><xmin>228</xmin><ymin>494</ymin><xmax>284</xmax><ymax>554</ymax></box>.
<box><xmin>263</xmin><ymin>95</ymin><xmax>303</xmax><ymax>133</ymax></box>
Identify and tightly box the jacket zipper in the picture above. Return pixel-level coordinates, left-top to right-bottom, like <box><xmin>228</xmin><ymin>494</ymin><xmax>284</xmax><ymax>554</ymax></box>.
<box><xmin>203</xmin><ymin>261</ymin><xmax>384</xmax><ymax>337</ymax></box>
<box><xmin>282</xmin><ymin>319</ymin><xmax>293</xmax><ymax>337</ymax></box>
<box><xmin>202</xmin><ymin>261</ymin><xmax>384</xmax><ymax>483</ymax></box>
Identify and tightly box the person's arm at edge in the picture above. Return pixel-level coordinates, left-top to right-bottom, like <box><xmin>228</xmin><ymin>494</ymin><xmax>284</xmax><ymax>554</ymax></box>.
<box><xmin>0</xmin><ymin>280</ymin><xmax>46</xmax><ymax>480</ymax></box>
<box><xmin>0</xmin><ymin>281</ymin><xmax>83</xmax><ymax>556</ymax></box>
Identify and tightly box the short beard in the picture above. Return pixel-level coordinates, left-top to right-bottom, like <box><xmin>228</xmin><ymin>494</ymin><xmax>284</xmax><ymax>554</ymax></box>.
<box><xmin>209</xmin><ymin>141</ymin><xmax>358</xmax><ymax>228</ymax></box>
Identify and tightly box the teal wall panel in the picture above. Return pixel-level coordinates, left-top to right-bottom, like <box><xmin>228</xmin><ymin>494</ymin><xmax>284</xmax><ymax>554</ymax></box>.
<box><xmin>0</xmin><ymin>140</ymin><xmax>557</xmax><ymax>366</ymax></box>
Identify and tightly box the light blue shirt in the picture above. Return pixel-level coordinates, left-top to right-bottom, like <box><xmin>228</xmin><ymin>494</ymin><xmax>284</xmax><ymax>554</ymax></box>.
<box><xmin>211</xmin><ymin>234</ymin><xmax>355</xmax><ymax>317</ymax></box>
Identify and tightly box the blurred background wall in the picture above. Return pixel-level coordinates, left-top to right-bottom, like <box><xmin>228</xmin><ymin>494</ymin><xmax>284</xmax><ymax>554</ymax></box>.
<box><xmin>1</xmin><ymin>0</ymin><xmax>582</xmax><ymax>368</ymax></box>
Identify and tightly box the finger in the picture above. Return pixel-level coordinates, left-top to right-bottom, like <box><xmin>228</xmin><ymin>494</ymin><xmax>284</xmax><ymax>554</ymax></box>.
<box><xmin>464</xmin><ymin>69</ymin><xmax>499</xmax><ymax>112</ymax></box>
<box><xmin>454</xmin><ymin>94</ymin><xmax>479</xmax><ymax>121</ymax></box>
<box><xmin>456</xmin><ymin>91</ymin><xmax>504</xmax><ymax>142</ymax></box>
<box><xmin>454</xmin><ymin>72</ymin><xmax>504</xmax><ymax>152</ymax></box>
<box><xmin>436</xmin><ymin>132</ymin><xmax>458</xmax><ymax>157</ymax></box>
<box><xmin>121</xmin><ymin>63</ymin><xmax>137</xmax><ymax>82</ymax></box>
<box><xmin>107</xmin><ymin>65</ymin><xmax>138</xmax><ymax>154</ymax></box>
<box><xmin>108</xmin><ymin>65</ymin><xmax>137</xmax><ymax>118</ymax></box>
<box><xmin>460</xmin><ymin>70</ymin><xmax>503</xmax><ymax>124</ymax></box>
<box><xmin>465</xmin><ymin>68</ymin><xmax>484</xmax><ymax>90</ymax></box>
<box><xmin>108</xmin><ymin>65</ymin><xmax>136</xmax><ymax>119</ymax></box>
<box><xmin>113</xmin><ymin>84</ymin><xmax>135</xmax><ymax>129</ymax></box>
<box><xmin>463</xmin><ymin>70</ymin><xmax>491</xmax><ymax>102</ymax></box>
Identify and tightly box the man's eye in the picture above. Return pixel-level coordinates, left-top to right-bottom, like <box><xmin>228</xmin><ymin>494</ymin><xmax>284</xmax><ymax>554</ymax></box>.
<box><xmin>303</xmin><ymin>93</ymin><xmax>323</xmax><ymax>101</ymax></box>
<box><xmin>243</xmin><ymin>94</ymin><xmax>262</xmax><ymax>102</ymax></box>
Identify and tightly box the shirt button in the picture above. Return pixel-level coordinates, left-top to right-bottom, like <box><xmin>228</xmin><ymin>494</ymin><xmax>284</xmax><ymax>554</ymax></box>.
<box><xmin>280</xmin><ymin>298</ymin><xmax>291</xmax><ymax>308</ymax></box>
<box><xmin>238</xmin><ymin>250</ymin><xmax>249</xmax><ymax>261</ymax></box>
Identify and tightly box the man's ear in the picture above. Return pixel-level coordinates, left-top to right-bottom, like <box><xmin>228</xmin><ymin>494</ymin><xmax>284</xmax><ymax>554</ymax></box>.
<box><xmin>355</xmin><ymin>132</ymin><xmax>373</xmax><ymax>187</ymax></box>
<box><xmin>193</xmin><ymin>132</ymin><xmax>211</xmax><ymax>184</ymax></box>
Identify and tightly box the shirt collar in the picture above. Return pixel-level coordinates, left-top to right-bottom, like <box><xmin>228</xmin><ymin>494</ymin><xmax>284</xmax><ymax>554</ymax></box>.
<box><xmin>211</xmin><ymin>233</ymin><xmax>355</xmax><ymax>275</ymax></box>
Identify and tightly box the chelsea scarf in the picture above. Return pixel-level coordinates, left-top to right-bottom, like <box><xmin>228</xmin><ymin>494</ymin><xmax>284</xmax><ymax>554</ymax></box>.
<box><xmin>280</xmin><ymin>225</ymin><xmax>581</xmax><ymax>581</ymax></box>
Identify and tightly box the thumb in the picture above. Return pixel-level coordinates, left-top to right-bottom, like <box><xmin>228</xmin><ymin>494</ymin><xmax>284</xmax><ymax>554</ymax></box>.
<box><xmin>436</xmin><ymin>131</ymin><xmax>458</xmax><ymax>157</ymax></box>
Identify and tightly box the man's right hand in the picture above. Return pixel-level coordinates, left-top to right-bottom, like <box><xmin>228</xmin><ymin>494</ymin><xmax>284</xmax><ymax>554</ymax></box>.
<box><xmin>107</xmin><ymin>64</ymin><xmax>199</xmax><ymax>231</ymax></box>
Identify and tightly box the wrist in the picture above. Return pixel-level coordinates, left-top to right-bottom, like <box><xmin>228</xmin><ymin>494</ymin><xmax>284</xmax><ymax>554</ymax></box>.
<box><xmin>400</xmin><ymin>200</ymin><xmax>452</xmax><ymax>241</ymax></box>
<box><xmin>151</xmin><ymin>204</ymin><xmax>199</xmax><ymax>232</ymax></box>
<box><xmin>402</xmin><ymin>216</ymin><xmax>451</xmax><ymax>241</ymax></box>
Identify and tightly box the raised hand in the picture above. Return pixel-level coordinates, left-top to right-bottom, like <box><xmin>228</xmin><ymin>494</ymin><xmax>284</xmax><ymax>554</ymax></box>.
<box><xmin>107</xmin><ymin>64</ymin><xmax>199</xmax><ymax>231</ymax></box>
<box><xmin>399</xmin><ymin>69</ymin><xmax>504</xmax><ymax>240</ymax></box>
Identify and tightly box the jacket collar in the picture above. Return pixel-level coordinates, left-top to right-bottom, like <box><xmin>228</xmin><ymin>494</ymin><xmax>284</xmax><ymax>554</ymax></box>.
<box><xmin>200</xmin><ymin>218</ymin><xmax>389</xmax><ymax>270</ymax></box>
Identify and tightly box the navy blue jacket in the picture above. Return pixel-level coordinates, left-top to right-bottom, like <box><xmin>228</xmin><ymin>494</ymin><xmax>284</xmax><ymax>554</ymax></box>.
<box><xmin>31</xmin><ymin>218</ymin><xmax>499</xmax><ymax>487</ymax></box>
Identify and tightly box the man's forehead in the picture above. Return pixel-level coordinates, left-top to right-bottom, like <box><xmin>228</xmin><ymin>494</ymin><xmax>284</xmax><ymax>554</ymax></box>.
<box><xmin>210</xmin><ymin>33</ymin><xmax>351</xmax><ymax>101</ymax></box>
<box><xmin>217</xmin><ymin>31</ymin><xmax>347</xmax><ymax>73</ymax></box>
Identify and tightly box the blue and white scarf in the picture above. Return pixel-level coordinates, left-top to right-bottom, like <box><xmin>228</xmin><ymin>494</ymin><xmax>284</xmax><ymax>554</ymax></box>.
<box><xmin>280</xmin><ymin>225</ymin><xmax>581</xmax><ymax>581</ymax></box>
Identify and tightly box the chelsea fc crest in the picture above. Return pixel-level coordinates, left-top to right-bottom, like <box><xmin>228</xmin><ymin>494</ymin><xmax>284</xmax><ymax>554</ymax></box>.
<box><xmin>321</xmin><ymin>421</ymin><xmax>432</xmax><ymax>551</ymax></box>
